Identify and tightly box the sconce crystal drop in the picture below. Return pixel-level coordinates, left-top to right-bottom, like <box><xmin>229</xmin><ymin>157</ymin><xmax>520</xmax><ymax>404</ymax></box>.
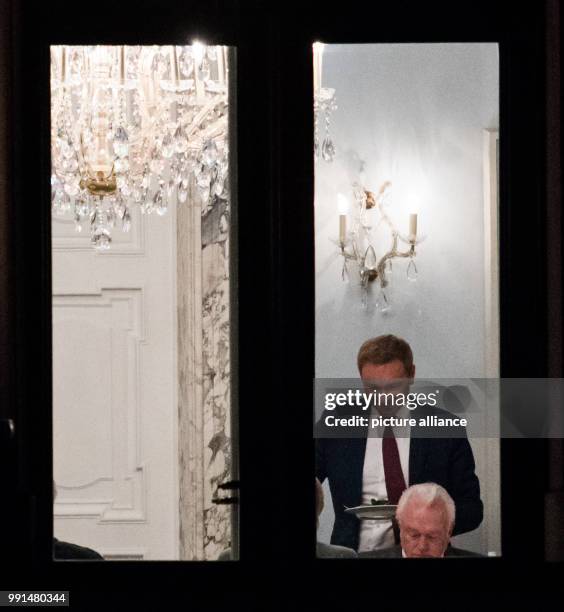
<box><xmin>377</xmin><ymin>288</ymin><xmax>391</xmax><ymax>313</ymax></box>
<box><xmin>407</xmin><ymin>258</ymin><xmax>418</xmax><ymax>281</ymax></box>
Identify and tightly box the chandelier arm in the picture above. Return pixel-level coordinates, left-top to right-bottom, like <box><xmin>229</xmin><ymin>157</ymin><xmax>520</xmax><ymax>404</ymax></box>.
<box><xmin>184</xmin><ymin>98</ymin><xmax>220</xmax><ymax>140</ymax></box>
<box><xmin>340</xmin><ymin>246</ymin><xmax>357</xmax><ymax>261</ymax></box>
<box><xmin>186</xmin><ymin>124</ymin><xmax>227</xmax><ymax>153</ymax></box>
<box><xmin>376</xmin><ymin>241</ymin><xmax>416</xmax><ymax>286</ymax></box>
<box><xmin>197</xmin><ymin>117</ymin><xmax>227</xmax><ymax>142</ymax></box>
<box><xmin>376</xmin><ymin>195</ymin><xmax>397</xmax><ymax>233</ymax></box>
<box><xmin>105</xmin><ymin>162</ymin><xmax>116</xmax><ymax>181</ymax></box>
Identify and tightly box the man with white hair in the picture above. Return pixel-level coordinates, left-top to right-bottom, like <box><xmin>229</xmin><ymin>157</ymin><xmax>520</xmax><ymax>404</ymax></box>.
<box><xmin>359</xmin><ymin>483</ymin><xmax>482</xmax><ymax>558</ymax></box>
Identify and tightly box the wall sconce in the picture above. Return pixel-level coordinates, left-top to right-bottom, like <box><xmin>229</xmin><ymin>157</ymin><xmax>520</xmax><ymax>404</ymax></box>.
<box><xmin>335</xmin><ymin>180</ymin><xmax>422</xmax><ymax>311</ymax></box>
<box><xmin>313</xmin><ymin>42</ymin><xmax>337</xmax><ymax>162</ymax></box>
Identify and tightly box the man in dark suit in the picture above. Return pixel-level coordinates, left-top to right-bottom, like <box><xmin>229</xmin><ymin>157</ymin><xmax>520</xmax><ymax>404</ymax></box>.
<box><xmin>53</xmin><ymin>537</ymin><xmax>104</xmax><ymax>560</ymax></box>
<box><xmin>360</xmin><ymin>544</ymin><xmax>482</xmax><ymax>558</ymax></box>
<box><xmin>316</xmin><ymin>478</ymin><xmax>357</xmax><ymax>558</ymax></box>
<box><xmin>315</xmin><ymin>335</ymin><xmax>483</xmax><ymax>552</ymax></box>
<box><xmin>359</xmin><ymin>483</ymin><xmax>483</xmax><ymax>558</ymax></box>
<box><xmin>53</xmin><ymin>480</ymin><xmax>104</xmax><ymax>560</ymax></box>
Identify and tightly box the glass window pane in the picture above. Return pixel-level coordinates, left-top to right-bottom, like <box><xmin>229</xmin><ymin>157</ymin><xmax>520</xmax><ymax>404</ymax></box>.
<box><xmin>314</xmin><ymin>43</ymin><xmax>500</xmax><ymax>559</ymax></box>
<box><xmin>51</xmin><ymin>44</ymin><xmax>237</xmax><ymax>561</ymax></box>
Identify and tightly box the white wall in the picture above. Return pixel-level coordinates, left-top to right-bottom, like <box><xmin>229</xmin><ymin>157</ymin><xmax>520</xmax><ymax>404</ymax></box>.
<box><xmin>315</xmin><ymin>43</ymin><xmax>499</xmax><ymax>554</ymax></box>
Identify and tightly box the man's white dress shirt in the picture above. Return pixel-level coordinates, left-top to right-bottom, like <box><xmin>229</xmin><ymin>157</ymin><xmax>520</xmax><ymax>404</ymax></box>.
<box><xmin>357</xmin><ymin>405</ymin><xmax>411</xmax><ymax>553</ymax></box>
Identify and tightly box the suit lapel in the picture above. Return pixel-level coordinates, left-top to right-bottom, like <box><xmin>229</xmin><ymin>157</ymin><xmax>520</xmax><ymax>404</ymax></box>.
<box><xmin>344</xmin><ymin>436</ymin><xmax>367</xmax><ymax>506</ymax></box>
<box><xmin>408</xmin><ymin>436</ymin><xmax>427</xmax><ymax>485</ymax></box>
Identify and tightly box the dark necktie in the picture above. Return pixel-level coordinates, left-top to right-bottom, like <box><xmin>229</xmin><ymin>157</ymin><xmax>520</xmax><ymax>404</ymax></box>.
<box><xmin>382</xmin><ymin>425</ymin><xmax>407</xmax><ymax>504</ymax></box>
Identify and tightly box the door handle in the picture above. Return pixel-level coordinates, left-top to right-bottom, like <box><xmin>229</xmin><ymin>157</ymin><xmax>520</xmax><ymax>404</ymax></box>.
<box><xmin>212</xmin><ymin>496</ymin><xmax>239</xmax><ymax>505</ymax></box>
<box><xmin>217</xmin><ymin>480</ymin><xmax>239</xmax><ymax>491</ymax></box>
<box><xmin>212</xmin><ymin>479</ymin><xmax>240</xmax><ymax>505</ymax></box>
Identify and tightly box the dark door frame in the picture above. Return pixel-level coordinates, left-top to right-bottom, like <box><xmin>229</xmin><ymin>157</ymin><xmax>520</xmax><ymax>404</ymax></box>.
<box><xmin>3</xmin><ymin>0</ymin><xmax>562</xmax><ymax>604</ymax></box>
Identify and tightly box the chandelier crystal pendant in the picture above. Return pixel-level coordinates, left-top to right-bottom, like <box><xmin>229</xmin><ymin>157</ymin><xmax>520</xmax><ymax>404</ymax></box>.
<box><xmin>313</xmin><ymin>42</ymin><xmax>337</xmax><ymax>162</ymax></box>
<box><xmin>334</xmin><ymin>181</ymin><xmax>422</xmax><ymax>311</ymax></box>
<box><xmin>50</xmin><ymin>44</ymin><xmax>229</xmax><ymax>250</ymax></box>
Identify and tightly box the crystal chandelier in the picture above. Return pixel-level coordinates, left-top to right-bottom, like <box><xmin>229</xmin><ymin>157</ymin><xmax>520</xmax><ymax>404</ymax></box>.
<box><xmin>313</xmin><ymin>42</ymin><xmax>337</xmax><ymax>162</ymax></box>
<box><xmin>50</xmin><ymin>44</ymin><xmax>229</xmax><ymax>250</ymax></box>
<box><xmin>334</xmin><ymin>181</ymin><xmax>422</xmax><ymax>311</ymax></box>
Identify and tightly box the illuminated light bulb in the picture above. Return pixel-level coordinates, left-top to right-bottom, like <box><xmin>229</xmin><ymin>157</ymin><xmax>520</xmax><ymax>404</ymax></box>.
<box><xmin>337</xmin><ymin>192</ymin><xmax>349</xmax><ymax>214</ymax></box>
<box><xmin>406</xmin><ymin>189</ymin><xmax>420</xmax><ymax>215</ymax></box>
<box><xmin>192</xmin><ymin>41</ymin><xmax>205</xmax><ymax>66</ymax></box>
<box><xmin>313</xmin><ymin>41</ymin><xmax>325</xmax><ymax>55</ymax></box>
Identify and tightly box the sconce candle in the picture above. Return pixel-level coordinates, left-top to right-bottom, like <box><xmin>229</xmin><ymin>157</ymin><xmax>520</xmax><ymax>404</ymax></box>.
<box><xmin>337</xmin><ymin>193</ymin><xmax>349</xmax><ymax>244</ymax></box>
<box><xmin>339</xmin><ymin>217</ymin><xmax>346</xmax><ymax>244</ymax></box>
<box><xmin>313</xmin><ymin>42</ymin><xmax>324</xmax><ymax>93</ymax></box>
<box><xmin>409</xmin><ymin>213</ymin><xmax>418</xmax><ymax>239</ymax></box>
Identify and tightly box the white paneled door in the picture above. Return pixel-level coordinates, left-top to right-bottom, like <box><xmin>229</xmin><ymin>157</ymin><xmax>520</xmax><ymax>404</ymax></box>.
<box><xmin>52</xmin><ymin>203</ymin><xmax>179</xmax><ymax>560</ymax></box>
